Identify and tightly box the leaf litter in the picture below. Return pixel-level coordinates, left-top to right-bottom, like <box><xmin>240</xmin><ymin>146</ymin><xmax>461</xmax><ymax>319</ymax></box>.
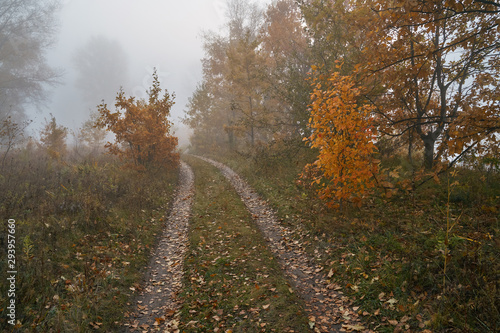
<box><xmin>123</xmin><ymin>162</ymin><xmax>194</xmax><ymax>332</ymax></box>
<box><xmin>178</xmin><ymin>158</ymin><xmax>310</xmax><ymax>332</ymax></box>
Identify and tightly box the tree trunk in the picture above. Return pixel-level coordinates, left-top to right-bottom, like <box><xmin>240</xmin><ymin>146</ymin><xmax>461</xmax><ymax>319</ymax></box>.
<box><xmin>423</xmin><ymin>138</ymin><xmax>435</xmax><ymax>170</ymax></box>
<box><xmin>408</xmin><ymin>129</ymin><xmax>414</xmax><ymax>169</ymax></box>
<box><xmin>249</xmin><ymin>96</ymin><xmax>255</xmax><ymax>146</ymax></box>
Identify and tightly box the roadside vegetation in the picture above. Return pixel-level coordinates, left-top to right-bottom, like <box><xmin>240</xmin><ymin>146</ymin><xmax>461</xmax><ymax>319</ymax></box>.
<box><xmin>0</xmin><ymin>145</ymin><xmax>178</xmax><ymax>331</ymax></box>
<box><xmin>0</xmin><ymin>72</ymin><xmax>180</xmax><ymax>332</ymax></box>
<box><xmin>201</xmin><ymin>145</ymin><xmax>499</xmax><ymax>332</ymax></box>
<box><xmin>1</xmin><ymin>0</ymin><xmax>498</xmax><ymax>332</ymax></box>
<box><xmin>184</xmin><ymin>0</ymin><xmax>500</xmax><ymax>331</ymax></box>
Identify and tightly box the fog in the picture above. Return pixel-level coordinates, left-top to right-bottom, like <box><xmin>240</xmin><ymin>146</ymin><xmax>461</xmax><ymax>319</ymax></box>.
<box><xmin>34</xmin><ymin>0</ymin><xmax>270</xmax><ymax>146</ymax></box>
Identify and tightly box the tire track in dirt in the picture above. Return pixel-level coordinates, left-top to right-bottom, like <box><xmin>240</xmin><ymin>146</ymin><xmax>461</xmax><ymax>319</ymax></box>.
<box><xmin>124</xmin><ymin>161</ymin><xmax>194</xmax><ymax>332</ymax></box>
<box><xmin>192</xmin><ymin>155</ymin><xmax>369</xmax><ymax>333</ymax></box>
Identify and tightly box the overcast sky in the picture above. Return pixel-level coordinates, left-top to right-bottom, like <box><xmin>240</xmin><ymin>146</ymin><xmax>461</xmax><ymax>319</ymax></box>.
<box><xmin>35</xmin><ymin>0</ymin><xmax>270</xmax><ymax>143</ymax></box>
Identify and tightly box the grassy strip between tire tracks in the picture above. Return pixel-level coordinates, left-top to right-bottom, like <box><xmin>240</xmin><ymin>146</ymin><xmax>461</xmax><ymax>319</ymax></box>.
<box><xmin>178</xmin><ymin>156</ymin><xmax>310</xmax><ymax>333</ymax></box>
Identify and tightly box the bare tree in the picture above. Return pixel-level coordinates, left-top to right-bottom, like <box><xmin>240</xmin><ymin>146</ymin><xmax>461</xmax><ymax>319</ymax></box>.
<box><xmin>0</xmin><ymin>116</ymin><xmax>30</xmax><ymax>168</ymax></box>
<box><xmin>225</xmin><ymin>0</ymin><xmax>263</xmax><ymax>42</ymax></box>
<box><xmin>74</xmin><ymin>111</ymin><xmax>106</xmax><ymax>156</ymax></box>
<box><xmin>72</xmin><ymin>35</ymin><xmax>129</xmax><ymax>110</ymax></box>
<box><xmin>0</xmin><ymin>0</ymin><xmax>61</xmax><ymax>122</ymax></box>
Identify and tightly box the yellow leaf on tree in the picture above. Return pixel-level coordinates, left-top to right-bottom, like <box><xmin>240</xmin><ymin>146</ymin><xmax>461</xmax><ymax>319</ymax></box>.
<box><xmin>302</xmin><ymin>71</ymin><xmax>379</xmax><ymax>208</ymax></box>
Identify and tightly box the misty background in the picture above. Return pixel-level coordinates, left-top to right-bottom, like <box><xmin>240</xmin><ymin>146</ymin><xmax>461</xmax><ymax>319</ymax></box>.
<box><xmin>30</xmin><ymin>0</ymin><xmax>270</xmax><ymax>146</ymax></box>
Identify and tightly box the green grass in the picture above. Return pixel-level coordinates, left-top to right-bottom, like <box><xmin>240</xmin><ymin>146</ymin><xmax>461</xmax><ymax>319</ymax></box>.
<box><xmin>207</xmin><ymin>148</ymin><xmax>500</xmax><ymax>332</ymax></box>
<box><xmin>0</xmin><ymin>152</ymin><xmax>178</xmax><ymax>332</ymax></box>
<box><xmin>178</xmin><ymin>156</ymin><xmax>310</xmax><ymax>332</ymax></box>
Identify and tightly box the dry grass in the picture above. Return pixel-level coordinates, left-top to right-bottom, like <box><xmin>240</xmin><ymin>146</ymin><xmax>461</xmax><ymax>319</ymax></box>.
<box><xmin>0</xmin><ymin>148</ymin><xmax>178</xmax><ymax>332</ymax></box>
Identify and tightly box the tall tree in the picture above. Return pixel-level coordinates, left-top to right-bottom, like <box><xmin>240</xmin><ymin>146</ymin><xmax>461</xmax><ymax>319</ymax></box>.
<box><xmin>299</xmin><ymin>0</ymin><xmax>374</xmax><ymax>75</ymax></box>
<box><xmin>185</xmin><ymin>0</ymin><xmax>313</xmax><ymax>152</ymax></box>
<box><xmin>184</xmin><ymin>82</ymin><xmax>232</xmax><ymax>151</ymax></box>
<box><xmin>185</xmin><ymin>0</ymin><xmax>268</xmax><ymax>151</ymax></box>
<box><xmin>0</xmin><ymin>0</ymin><xmax>61</xmax><ymax>121</ymax></box>
<box><xmin>72</xmin><ymin>35</ymin><xmax>129</xmax><ymax>109</ymax></box>
<box><xmin>187</xmin><ymin>31</ymin><xmax>234</xmax><ymax>149</ymax></box>
<box><xmin>362</xmin><ymin>0</ymin><xmax>500</xmax><ymax>169</ymax></box>
<box><xmin>226</xmin><ymin>30</ymin><xmax>269</xmax><ymax>146</ymax></box>
<box><xmin>302</xmin><ymin>0</ymin><xmax>499</xmax><ymax>170</ymax></box>
<box><xmin>259</xmin><ymin>0</ymin><xmax>311</xmax><ymax>139</ymax></box>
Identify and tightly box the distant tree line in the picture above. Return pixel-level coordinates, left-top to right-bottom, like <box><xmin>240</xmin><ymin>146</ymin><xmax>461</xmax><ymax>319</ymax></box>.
<box><xmin>184</xmin><ymin>0</ymin><xmax>499</xmax><ymax>168</ymax></box>
<box><xmin>184</xmin><ymin>0</ymin><xmax>499</xmax><ymax>206</ymax></box>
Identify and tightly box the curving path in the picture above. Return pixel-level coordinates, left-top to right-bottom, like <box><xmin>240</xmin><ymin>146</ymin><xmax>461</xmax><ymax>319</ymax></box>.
<box><xmin>192</xmin><ymin>155</ymin><xmax>368</xmax><ymax>333</ymax></box>
<box><xmin>124</xmin><ymin>161</ymin><xmax>194</xmax><ymax>332</ymax></box>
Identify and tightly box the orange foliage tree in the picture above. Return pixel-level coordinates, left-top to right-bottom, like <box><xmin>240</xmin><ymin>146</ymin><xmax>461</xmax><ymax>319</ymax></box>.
<box><xmin>97</xmin><ymin>70</ymin><xmax>179</xmax><ymax>170</ymax></box>
<box><xmin>301</xmin><ymin>0</ymin><xmax>499</xmax><ymax>172</ymax></box>
<box><xmin>361</xmin><ymin>0</ymin><xmax>500</xmax><ymax>170</ymax></box>
<box><xmin>304</xmin><ymin>70</ymin><xmax>379</xmax><ymax>208</ymax></box>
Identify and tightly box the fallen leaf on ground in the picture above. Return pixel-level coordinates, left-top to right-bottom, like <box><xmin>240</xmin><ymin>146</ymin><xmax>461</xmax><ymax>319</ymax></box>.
<box><xmin>342</xmin><ymin>324</ymin><xmax>365</xmax><ymax>331</ymax></box>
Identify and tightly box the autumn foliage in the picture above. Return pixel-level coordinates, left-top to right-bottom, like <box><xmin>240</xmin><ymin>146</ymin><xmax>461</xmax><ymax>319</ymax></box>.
<box><xmin>97</xmin><ymin>71</ymin><xmax>179</xmax><ymax>170</ymax></box>
<box><xmin>40</xmin><ymin>114</ymin><xmax>68</xmax><ymax>160</ymax></box>
<box><xmin>184</xmin><ymin>0</ymin><xmax>311</xmax><ymax>152</ymax></box>
<box><xmin>357</xmin><ymin>0</ymin><xmax>500</xmax><ymax>170</ymax></box>
<box><xmin>304</xmin><ymin>70</ymin><xmax>379</xmax><ymax>208</ymax></box>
